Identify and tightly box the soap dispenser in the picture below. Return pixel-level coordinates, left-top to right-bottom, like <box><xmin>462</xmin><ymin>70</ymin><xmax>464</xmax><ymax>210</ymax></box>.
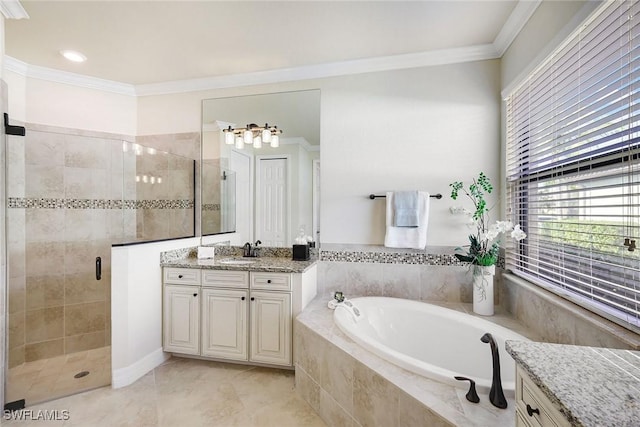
<box><xmin>292</xmin><ymin>226</ymin><xmax>310</xmax><ymax>261</ymax></box>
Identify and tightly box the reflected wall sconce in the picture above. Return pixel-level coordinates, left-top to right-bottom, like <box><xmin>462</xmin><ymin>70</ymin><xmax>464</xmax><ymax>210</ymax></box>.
<box><xmin>223</xmin><ymin>123</ymin><xmax>282</xmax><ymax>149</ymax></box>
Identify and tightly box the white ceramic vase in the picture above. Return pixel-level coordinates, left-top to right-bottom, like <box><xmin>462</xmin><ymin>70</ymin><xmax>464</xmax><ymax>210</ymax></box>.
<box><xmin>472</xmin><ymin>265</ymin><xmax>495</xmax><ymax>316</ymax></box>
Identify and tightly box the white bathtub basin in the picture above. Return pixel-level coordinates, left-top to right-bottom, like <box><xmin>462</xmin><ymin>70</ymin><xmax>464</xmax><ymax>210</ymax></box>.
<box><xmin>334</xmin><ymin>296</ymin><xmax>529</xmax><ymax>396</ymax></box>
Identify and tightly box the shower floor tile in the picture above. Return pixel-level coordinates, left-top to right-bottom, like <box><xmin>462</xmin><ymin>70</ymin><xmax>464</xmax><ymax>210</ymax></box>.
<box><xmin>6</xmin><ymin>346</ymin><xmax>111</xmax><ymax>406</ymax></box>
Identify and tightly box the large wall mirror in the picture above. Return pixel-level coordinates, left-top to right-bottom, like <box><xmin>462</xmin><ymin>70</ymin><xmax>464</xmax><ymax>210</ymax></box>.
<box><xmin>202</xmin><ymin>89</ymin><xmax>321</xmax><ymax>246</ymax></box>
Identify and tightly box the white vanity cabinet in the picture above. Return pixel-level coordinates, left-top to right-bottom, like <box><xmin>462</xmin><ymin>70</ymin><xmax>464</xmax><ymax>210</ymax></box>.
<box><xmin>515</xmin><ymin>366</ymin><xmax>569</xmax><ymax>427</ymax></box>
<box><xmin>162</xmin><ymin>268</ymin><xmax>201</xmax><ymax>355</ymax></box>
<box><xmin>201</xmin><ymin>287</ymin><xmax>248</xmax><ymax>360</ymax></box>
<box><xmin>249</xmin><ymin>272</ymin><xmax>293</xmax><ymax>366</ymax></box>
<box><xmin>162</xmin><ymin>264</ymin><xmax>316</xmax><ymax>368</ymax></box>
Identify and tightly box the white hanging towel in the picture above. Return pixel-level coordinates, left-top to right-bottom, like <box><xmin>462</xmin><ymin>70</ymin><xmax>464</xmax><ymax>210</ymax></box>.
<box><xmin>384</xmin><ymin>191</ymin><xmax>430</xmax><ymax>249</ymax></box>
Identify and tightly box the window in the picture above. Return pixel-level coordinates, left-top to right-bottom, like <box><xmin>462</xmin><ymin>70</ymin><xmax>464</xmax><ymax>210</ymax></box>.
<box><xmin>505</xmin><ymin>0</ymin><xmax>640</xmax><ymax>330</ymax></box>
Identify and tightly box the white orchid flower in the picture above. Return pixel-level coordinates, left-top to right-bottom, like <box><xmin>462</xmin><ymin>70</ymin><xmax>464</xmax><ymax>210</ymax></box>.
<box><xmin>511</xmin><ymin>224</ymin><xmax>527</xmax><ymax>241</ymax></box>
<box><xmin>495</xmin><ymin>220</ymin><xmax>514</xmax><ymax>233</ymax></box>
<box><xmin>486</xmin><ymin>224</ymin><xmax>500</xmax><ymax>241</ymax></box>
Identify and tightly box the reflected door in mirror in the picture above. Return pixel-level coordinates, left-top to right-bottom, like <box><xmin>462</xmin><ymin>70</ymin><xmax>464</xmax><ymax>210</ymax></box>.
<box><xmin>256</xmin><ymin>157</ymin><xmax>288</xmax><ymax>246</ymax></box>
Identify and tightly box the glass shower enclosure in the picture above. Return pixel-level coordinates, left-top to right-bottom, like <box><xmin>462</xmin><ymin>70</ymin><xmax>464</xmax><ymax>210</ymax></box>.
<box><xmin>4</xmin><ymin>129</ymin><xmax>195</xmax><ymax>406</ymax></box>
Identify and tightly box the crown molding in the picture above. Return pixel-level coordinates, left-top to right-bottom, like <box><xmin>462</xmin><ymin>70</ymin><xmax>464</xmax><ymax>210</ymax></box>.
<box><xmin>4</xmin><ymin>56</ymin><xmax>136</xmax><ymax>96</ymax></box>
<box><xmin>135</xmin><ymin>44</ymin><xmax>500</xmax><ymax>96</ymax></box>
<box><xmin>281</xmin><ymin>137</ymin><xmax>318</xmax><ymax>152</ymax></box>
<box><xmin>2</xmin><ymin>0</ymin><xmax>540</xmax><ymax>98</ymax></box>
<box><xmin>493</xmin><ymin>0</ymin><xmax>541</xmax><ymax>56</ymax></box>
<box><xmin>4</xmin><ymin>44</ymin><xmax>498</xmax><ymax>98</ymax></box>
<box><xmin>0</xmin><ymin>0</ymin><xmax>28</xmax><ymax>19</ymax></box>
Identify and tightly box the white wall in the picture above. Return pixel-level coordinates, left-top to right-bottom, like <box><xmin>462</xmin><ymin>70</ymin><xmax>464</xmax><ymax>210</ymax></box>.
<box><xmin>320</xmin><ymin>62</ymin><xmax>501</xmax><ymax>245</ymax></box>
<box><xmin>111</xmin><ymin>237</ymin><xmax>199</xmax><ymax>388</ymax></box>
<box><xmin>5</xmin><ymin>70</ymin><xmax>137</xmax><ymax>134</ymax></box>
<box><xmin>137</xmin><ymin>60</ymin><xmax>501</xmax><ymax>247</ymax></box>
<box><xmin>501</xmin><ymin>0</ymin><xmax>598</xmax><ymax>93</ymax></box>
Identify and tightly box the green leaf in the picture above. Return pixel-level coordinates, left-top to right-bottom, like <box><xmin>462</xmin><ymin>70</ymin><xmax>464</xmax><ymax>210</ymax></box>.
<box><xmin>454</xmin><ymin>253</ymin><xmax>475</xmax><ymax>263</ymax></box>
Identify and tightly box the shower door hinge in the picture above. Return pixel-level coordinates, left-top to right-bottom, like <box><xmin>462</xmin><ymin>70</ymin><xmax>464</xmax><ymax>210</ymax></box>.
<box><xmin>4</xmin><ymin>113</ymin><xmax>25</xmax><ymax>136</ymax></box>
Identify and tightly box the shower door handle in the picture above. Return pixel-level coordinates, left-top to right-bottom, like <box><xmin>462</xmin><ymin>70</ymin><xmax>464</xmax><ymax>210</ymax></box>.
<box><xmin>96</xmin><ymin>257</ymin><xmax>102</xmax><ymax>281</ymax></box>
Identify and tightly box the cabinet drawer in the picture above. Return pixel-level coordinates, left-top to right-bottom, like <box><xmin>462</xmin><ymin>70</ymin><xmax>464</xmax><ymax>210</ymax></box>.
<box><xmin>520</xmin><ymin>384</ymin><xmax>547</xmax><ymax>427</ymax></box>
<box><xmin>516</xmin><ymin>367</ymin><xmax>567</xmax><ymax>427</ymax></box>
<box><xmin>164</xmin><ymin>267</ymin><xmax>200</xmax><ymax>285</ymax></box>
<box><xmin>202</xmin><ymin>270</ymin><xmax>249</xmax><ymax>288</ymax></box>
<box><xmin>251</xmin><ymin>272</ymin><xmax>291</xmax><ymax>291</ymax></box>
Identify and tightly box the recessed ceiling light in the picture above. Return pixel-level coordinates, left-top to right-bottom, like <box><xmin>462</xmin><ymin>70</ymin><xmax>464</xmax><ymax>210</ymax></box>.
<box><xmin>60</xmin><ymin>50</ymin><xmax>87</xmax><ymax>63</ymax></box>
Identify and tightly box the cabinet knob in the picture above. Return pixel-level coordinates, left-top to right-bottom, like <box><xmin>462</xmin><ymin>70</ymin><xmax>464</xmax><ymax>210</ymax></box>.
<box><xmin>267</xmin><ymin>279</ymin><xmax>272</xmax><ymax>283</ymax></box>
<box><xmin>526</xmin><ymin>404</ymin><xmax>540</xmax><ymax>417</ymax></box>
<box><xmin>178</xmin><ymin>275</ymin><xmax>184</xmax><ymax>279</ymax></box>
<box><xmin>241</xmin><ymin>296</ymin><xmax>246</xmax><ymax>300</ymax></box>
<box><xmin>251</xmin><ymin>297</ymin><xmax>255</xmax><ymax>301</ymax></box>
<box><xmin>193</xmin><ymin>293</ymin><xmax>197</xmax><ymax>297</ymax></box>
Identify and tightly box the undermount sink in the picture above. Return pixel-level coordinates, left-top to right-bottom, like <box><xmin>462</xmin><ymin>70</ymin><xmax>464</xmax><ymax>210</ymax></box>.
<box><xmin>218</xmin><ymin>258</ymin><xmax>257</xmax><ymax>265</ymax></box>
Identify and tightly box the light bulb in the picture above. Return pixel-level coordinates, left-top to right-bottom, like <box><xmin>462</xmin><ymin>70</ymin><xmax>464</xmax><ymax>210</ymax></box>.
<box><xmin>224</xmin><ymin>131</ymin><xmax>234</xmax><ymax>145</ymax></box>
<box><xmin>235</xmin><ymin>135</ymin><xmax>245</xmax><ymax>149</ymax></box>
<box><xmin>254</xmin><ymin>135</ymin><xmax>262</xmax><ymax>148</ymax></box>
<box><xmin>262</xmin><ymin>128</ymin><xmax>271</xmax><ymax>142</ymax></box>
<box><xmin>271</xmin><ymin>134</ymin><xmax>279</xmax><ymax>148</ymax></box>
<box><xmin>243</xmin><ymin>129</ymin><xmax>253</xmax><ymax>144</ymax></box>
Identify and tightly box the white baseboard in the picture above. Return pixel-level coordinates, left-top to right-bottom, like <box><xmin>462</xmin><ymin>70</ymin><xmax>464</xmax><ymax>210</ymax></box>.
<box><xmin>111</xmin><ymin>348</ymin><xmax>170</xmax><ymax>389</ymax></box>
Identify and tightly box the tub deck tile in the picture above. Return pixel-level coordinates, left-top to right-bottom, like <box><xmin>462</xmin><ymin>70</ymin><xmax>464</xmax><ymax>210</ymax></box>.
<box><xmin>294</xmin><ymin>297</ymin><xmax>535</xmax><ymax>427</ymax></box>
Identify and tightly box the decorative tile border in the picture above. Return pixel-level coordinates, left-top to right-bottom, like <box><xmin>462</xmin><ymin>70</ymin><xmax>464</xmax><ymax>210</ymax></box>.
<box><xmin>9</xmin><ymin>197</ymin><xmax>194</xmax><ymax>210</ymax></box>
<box><xmin>319</xmin><ymin>248</ymin><xmax>505</xmax><ymax>268</ymax></box>
<box><xmin>319</xmin><ymin>250</ymin><xmax>462</xmax><ymax>265</ymax></box>
<box><xmin>202</xmin><ymin>203</ymin><xmax>221</xmax><ymax>211</ymax></box>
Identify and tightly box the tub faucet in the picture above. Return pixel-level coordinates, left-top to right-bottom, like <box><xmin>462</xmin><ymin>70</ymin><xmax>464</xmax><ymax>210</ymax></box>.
<box><xmin>480</xmin><ymin>333</ymin><xmax>507</xmax><ymax>409</ymax></box>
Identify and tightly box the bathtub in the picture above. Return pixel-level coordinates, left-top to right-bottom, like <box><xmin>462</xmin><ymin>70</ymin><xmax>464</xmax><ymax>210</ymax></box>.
<box><xmin>333</xmin><ymin>296</ymin><xmax>528</xmax><ymax>396</ymax></box>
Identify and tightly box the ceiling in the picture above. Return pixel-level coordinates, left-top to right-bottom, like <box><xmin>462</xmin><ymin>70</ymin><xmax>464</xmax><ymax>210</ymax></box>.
<box><xmin>4</xmin><ymin>1</ymin><xmax>527</xmax><ymax>88</ymax></box>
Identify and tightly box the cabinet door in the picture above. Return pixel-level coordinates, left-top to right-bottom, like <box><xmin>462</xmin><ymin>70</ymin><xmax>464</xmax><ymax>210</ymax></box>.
<box><xmin>201</xmin><ymin>288</ymin><xmax>248</xmax><ymax>361</ymax></box>
<box><xmin>163</xmin><ymin>285</ymin><xmax>200</xmax><ymax>355</ymax></box>
<box><xmin>250</xmin><ymin>291</ymin><xmax>292</xmax><ymax>366</ymax></box>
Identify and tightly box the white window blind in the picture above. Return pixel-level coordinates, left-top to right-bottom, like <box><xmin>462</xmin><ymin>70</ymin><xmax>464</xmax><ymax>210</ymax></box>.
<box><xmin>505</xmin><ymin>0</ymin><xmax>640</xmax><ymax>330</ymax></box>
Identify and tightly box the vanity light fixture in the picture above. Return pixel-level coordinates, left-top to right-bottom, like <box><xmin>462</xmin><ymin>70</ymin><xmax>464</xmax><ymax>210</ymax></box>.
<box><xmin>60</xmin><ymin>50</ymin><xmax>87</xmax><ymax>63</ymax></box>
<box><xmin>223</xmin><ymin>123</ymin><xmax>283</xmax><ymax>150</ymax></box>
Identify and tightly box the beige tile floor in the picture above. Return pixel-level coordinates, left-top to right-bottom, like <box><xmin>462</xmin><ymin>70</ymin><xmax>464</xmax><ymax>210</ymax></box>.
<box><xmin>3</xmin><ymin>356</ymin><xmax>327</xmax><ymax>427</ymax></box>
<box><xmin>6</xmin><ymin>346</ymin><xmax>112</xmax><ymax>406</ymax></box>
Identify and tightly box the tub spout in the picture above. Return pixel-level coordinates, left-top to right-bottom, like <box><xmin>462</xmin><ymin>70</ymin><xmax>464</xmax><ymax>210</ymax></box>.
<box><xmin>480</xmin><ymin>333</ymin><xmax>507</xmax><ymax>409</ymax></box>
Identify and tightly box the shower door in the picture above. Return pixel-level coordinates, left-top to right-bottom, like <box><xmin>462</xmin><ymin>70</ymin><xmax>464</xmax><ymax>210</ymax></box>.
<box><xmin>5</xmin><ymin>129</ymin><xmax>123</xmax><ymax>406</ymax></box>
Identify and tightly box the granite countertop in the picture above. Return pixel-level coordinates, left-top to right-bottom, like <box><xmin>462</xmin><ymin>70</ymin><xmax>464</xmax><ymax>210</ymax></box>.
<box><xmin>506</xmin><ymin>340</ymin><xmax>640</xmax><ymax>427</ymax></box>
<box><xmin>161</xmin><ymin>253</ymin><xmax>316</xmax><ymax>274</ymax></box>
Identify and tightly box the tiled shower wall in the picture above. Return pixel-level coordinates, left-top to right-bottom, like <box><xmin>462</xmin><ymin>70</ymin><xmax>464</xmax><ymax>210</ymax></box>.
<box><xmin>7</xmin><ymin>129</ymin><xmax>124</xmax><ymax>367</ymax></box>
<box><xmin>6</xmin><ymin>127</ymin><xmax>198</xmax><ymax>367</ymax></box>
<box><xmin>131</xmin><ymin>143</ymin><xmax>195</xmax><ymax>241</ymax></box>
<box><xmin>201</xmin><ymin>159</ymin><xmax>221</xmax><ymax>235</ymax></box>
<box><xmin>136</xmin><ymin>132</ymin><xmax>200</xmax><ymax>238</ymax></box>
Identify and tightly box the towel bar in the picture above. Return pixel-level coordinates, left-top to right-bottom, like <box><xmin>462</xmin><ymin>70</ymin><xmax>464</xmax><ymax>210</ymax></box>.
<box><xmin>369</xmin><ymin>193</ymin><xmax>442</xmax><ymax>199</ymax></box>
